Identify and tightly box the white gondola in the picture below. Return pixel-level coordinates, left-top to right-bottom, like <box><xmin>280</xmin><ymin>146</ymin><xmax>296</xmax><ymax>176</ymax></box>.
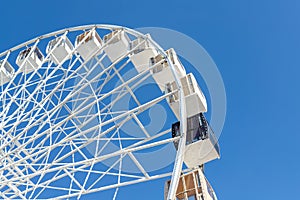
<box><xmin>185</xmin><ymin>113</ymin><xmax>220</xmax><ymax>167</ymax></box>
<box><xmin>129</xmin><ymin>34</ymin><xmax>158</xmax><ymax>73</ymax></box>
<box><xmin>46</xmin><ymin>35</ymin><xmax>73</xmax><ymax>65</ymax></box>
<box><xmin>151</xmin><ymin>48</ymin><xmax>186</xmax><ymax>91</ymax></box>
<box><xmin>0</xmin><ymin>60</ymin><xmax>14</xmax><ymax>85</ymax></box>
<box><xmin>164</xmin><ymin>168</ymin><xmax>218</xmax><ymax>200</ymax></box>
<box><xmin>75</xmin><ymin>30</ymin><xmax>102</xmax><ymax>60</ymax></box>
<box><xmin>172</xmin><ymin>113</ymin><xmax>220</xmax><ymax>168</ymax></box>
<box><xmin>166</xmin><ymin>73</ymin><xmax>207</xmax><ymax>119</ymax></box>
<box><xmin>103</xmin><ymin>30</ymin><xmax>130</xmax><ymax>62</ymax></box>
<box><xmin>16</xmin><ymin>47</ymin><xmax>44</xmax><ymax>73</ymax></box>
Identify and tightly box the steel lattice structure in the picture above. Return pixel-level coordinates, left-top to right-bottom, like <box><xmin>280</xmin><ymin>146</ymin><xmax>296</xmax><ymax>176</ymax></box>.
<box><xmin>0</xmin><ymin>25</ymin><xmax>192</xmax><ymax>199</ymax></box>
<box><xmin>0</xmin><ymin>25</ymin><xmax>219</xmax><ymax>200</ymax></box>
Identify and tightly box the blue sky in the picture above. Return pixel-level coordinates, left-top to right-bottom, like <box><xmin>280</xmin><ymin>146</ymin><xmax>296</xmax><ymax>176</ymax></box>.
<box><xmin>1</xmin><ymin>0</ymin><xmax>300</xmax><ymax>199</ymax></box>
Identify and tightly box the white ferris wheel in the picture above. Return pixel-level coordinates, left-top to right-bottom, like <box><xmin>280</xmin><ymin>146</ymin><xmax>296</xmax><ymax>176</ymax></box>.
<box><xmin>0</xmin><ymin>24</ymin><xmax>220</xmax><ymax>200</ymax></box>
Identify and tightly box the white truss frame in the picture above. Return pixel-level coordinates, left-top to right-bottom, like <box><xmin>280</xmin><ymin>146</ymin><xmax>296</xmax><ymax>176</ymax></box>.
<box><xmin>0</xmin><ymin>24</ymin><xmax>187</xmax><ymax>200</ymax></box>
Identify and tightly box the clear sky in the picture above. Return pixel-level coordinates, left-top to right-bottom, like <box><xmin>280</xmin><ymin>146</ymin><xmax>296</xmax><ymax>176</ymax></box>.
<box><xmin>1</xmin><ymin>0</ymin><xmax>300</xmax><ymax>199</ymax></box>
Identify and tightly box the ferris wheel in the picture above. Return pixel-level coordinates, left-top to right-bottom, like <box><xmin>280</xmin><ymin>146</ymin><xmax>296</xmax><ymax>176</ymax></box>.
<box><xmin>0</xmin><ymin>24</ymin><xmax>220</xmax><ymax>200</ymax></box>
